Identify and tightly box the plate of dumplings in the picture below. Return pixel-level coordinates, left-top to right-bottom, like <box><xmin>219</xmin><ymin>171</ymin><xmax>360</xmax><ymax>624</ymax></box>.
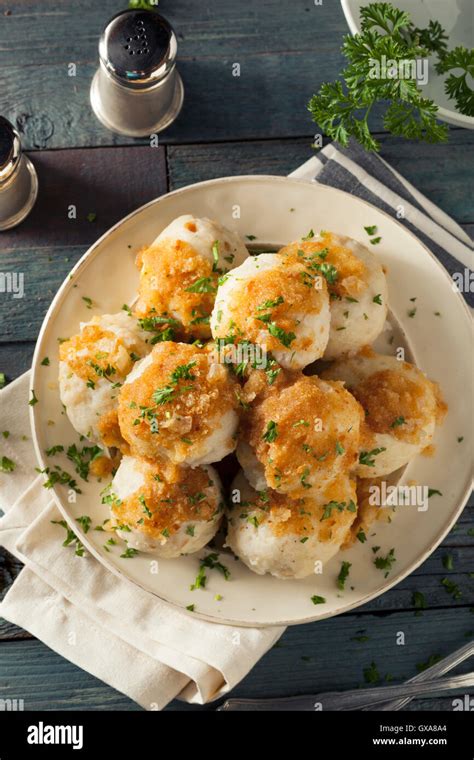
<box><xmin>30</xmin><ymin>175</ymin><xmax>472</xmax><ymax>626</ymax></box>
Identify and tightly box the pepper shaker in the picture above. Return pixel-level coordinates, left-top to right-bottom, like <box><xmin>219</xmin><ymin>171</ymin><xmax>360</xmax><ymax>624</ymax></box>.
<box><xmin>90</xmin><ymin>9</ymin><xmax>184</xmax><ymax>137</ymax></box>
<box><xmin>0</xmin><ymin>116</ymin><xmax>38</xmax><ymax>231</ymax></box>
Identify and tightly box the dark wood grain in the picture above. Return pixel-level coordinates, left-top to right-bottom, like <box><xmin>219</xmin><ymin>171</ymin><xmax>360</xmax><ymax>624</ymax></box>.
<box><xmin>2</xmin><ymin>147</ymin><xmax>167</xmax><ymax>249</ymax></box>
<box><xmin>0</xmin><ymin>607</ymin><xmax>472</xmax><ymax>711</ymax></box>
<box><xmin>168</xmin><ymin>132</ymin><xmax>474</xmax><ymax>224</ymax></box>
<box><xmin>0</xmin><ymin>0</ymin><xmax>388</xmax><ymax>148</ymax></box>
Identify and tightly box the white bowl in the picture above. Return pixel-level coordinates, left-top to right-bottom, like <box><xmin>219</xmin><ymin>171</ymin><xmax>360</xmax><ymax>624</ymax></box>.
<box><xmin>341</xmin><ymin>0</ymin><xmax>474</xmax><ymax>129</ymax></box>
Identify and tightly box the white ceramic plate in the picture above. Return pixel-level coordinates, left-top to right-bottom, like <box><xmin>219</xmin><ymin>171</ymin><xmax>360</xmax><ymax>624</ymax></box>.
<box><xmin>30</xmin><ymin>175</ymin><xmax>472</xmax><ymax>627</ymax></box>
<box><xmin>341</xmin><ymin>0</ymin><xmax>474</xmax><ymax>129</ymax></box>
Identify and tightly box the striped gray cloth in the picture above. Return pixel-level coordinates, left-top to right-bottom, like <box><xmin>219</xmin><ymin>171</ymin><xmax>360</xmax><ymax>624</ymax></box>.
<box><xmin>290</xmin><ymin>140</ymin><xmax>473</xmax><ymax>308</ymax></box>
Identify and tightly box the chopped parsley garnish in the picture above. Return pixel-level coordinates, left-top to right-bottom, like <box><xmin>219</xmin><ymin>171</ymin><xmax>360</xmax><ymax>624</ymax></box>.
<box><xmin>122</xmin><ymin>304</ymin><xmax>132</xmax><ymax>315</ymax></box>
<box><xmin>0</xmin><ymin>456</ymin><xmax>15</xmax><ymax>473</ymax></box>
<box><xmin>408</xmin><ymin>307</ymin><xmax>417</xmax><ymax>318</ymax></box>
<box><xmin>442</xmin><ymin>554</ymin><xmax>454</xmax><ymax>571</ymax></box>
<box><xmin>322</xmin><ymin>499</ymin><xmax>356</xmax><ymax>520</ymax></box>
<box><xmin>267</xmin><ymin>322</ymin><xmax>296</xmax><ymax>347</ymax></box>
<box><xmin>29</xmin><ymin>389</ymin><xmax>39</xmax><ymax>406</ymax></box>
<box><xmin>370</xmin><ymin>237</ymin><xmax>381</xmax><ymax>245</ymax></box>
<box><xmin>337</xmin><ymin>561</ymin><xmax>352</xmax><ymax>590</ymax></box>
<box><xmin>186</xmin><ymin>525</ymin><xmax>195</xmax><ymax>537</ymax></box>
<box><xmin>441</xmin><ymin>577</ymin><xmax>461</xmax><ymax>600</ymax></box>
<box><xmin>335</xmin><ymin>440</ymin><xmax>345</xmax><ymax>455</ymax></box>
<box><xmin>364</xmin><ymin>225</ymin><xmax>377</xmax><ymax>236</ymax></box>
<box><xmin>311</xmin><ymin>595</ymin><xmax>326</xmax><ymax>605</ymax></box>
<box><xmin>256</xmin><ymin>296</ymin><xmax>284</xmax><ymax>311</ymax></box>
<box><xmin>363</xmin><ymin>661</ymin><xmax>380</xmax><ymax>684</ymax></box>
<box><xmin>390</xmin><ymin>416</ymin><xmax>406</xmax><ymax>428</ymax></box>
<box><xmin>373</xmin><ymin>548</ymin><xmax>396</xmax><ymax>577</ymax></box>
<box><xmin>66</xmin><ymin>443</ymin><xmax>103</xmax><ymax>481</ymax></box>
<box><xmin>300</xmin><ymin>467</ymin><xmax>312</xmax><ymax>489</ymax></box>
<box><xmin>139</xmin><ymin>494</ymin><xmax>152</xmax><ymax>518</ymax></box>
<box><xmin>428</xmin><ymin>488</ymin><xmax>442</xmax><ymax>498</ymax></box>
<box><xmin>82</xmin><ymin>296</ymin><xmax>93</xmax><ymax>309</ymax></box>
<box><xmin>359</xmin><ymin>447</ymin><xmax>386</xmax><ymax>467</ymax></box>
<box><xmin>185</xmin><ymin>276</ymin><xmax>217</xmax><ymax>294</ymax></box>
<box><xmin>51</xmin><ymin>519</ymin><xmax>86</xmax><ymax>557</ymax></box>
<box><xmin>76</xmin><ymin>515</ymin><xmax>92</xmax><ymax>534</ymax></box>
<box><xmin>120</xmin><ymin>547</ymin><xmax>139</xmax><ymax>559</ymax></box>
<box><xmin>190</xmin><ymin>552</ymin><xmax>231</xmax><ymax>590</ymax></box>
<box><xmin>356</xmin><ymin>529</ymin><xmax>367</xmax><ymax>543</ymax></box>
<box><xmin>211</xmin><ymin>240</ymin><xmax>220</xmax><ymax>271</ymax></box>
<box><xmin>186</xmin><ymin>604</ymin><xmax>195</xmax><ymax>612</ymax></box>
<box><xmin>263</xmin><ymin>420</ymin><xmax>279</xmax><ymax>443</ymax></box>
<box><xmin>37</xmin><ymin>465</ymin><xmax>81</xmax><ymax>493</ymax></box>
<box><xmin>372</xmin><ymin>293</ymin><xmax>383</xmax><ymax>305</ymax></box>
<box><xmin>302</xmin><ymin>229</ymin><xmax>315</xmax><ymax>241</ymax></box>
<box><xmin>0</xmin><ymin>373</ymin><xmax>5</xmax><ymax>389</ymax></box>
<box><xmin>412</xmin><ymin>591</ymin><xmax>427</xmax><ymax>611</ymax></box>
<box><xmin>416</xmin><ymin>654</ymin><xmax>443</xmax><ymax>673</ymax></box>
<box><xmin>41</xmin><ymin>357</ymin><xmax>50</xmax><ymax>366</ymax></box>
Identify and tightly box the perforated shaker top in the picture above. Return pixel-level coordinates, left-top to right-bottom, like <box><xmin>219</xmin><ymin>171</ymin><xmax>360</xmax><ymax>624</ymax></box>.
<box><xmin>99</xmin><ymin>9</ymin><xmax>178</xmax><ymax>87</ymax></box>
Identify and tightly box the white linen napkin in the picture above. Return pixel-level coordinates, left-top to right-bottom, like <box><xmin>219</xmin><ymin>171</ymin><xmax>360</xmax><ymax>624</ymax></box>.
<box><xmin>0</xmin><ymin>373</ymin><xmax>283</xmax><ymax>708</ymax></box>
<box><xmin>1</xmin><ymin>146</ymin><xmax>471</xmax><ymax>709</ymax></box>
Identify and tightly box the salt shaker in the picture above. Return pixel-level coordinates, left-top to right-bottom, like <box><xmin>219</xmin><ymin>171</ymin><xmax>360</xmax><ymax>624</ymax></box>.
<box><xmin>0</xmin><ymin>116</ymin><xmax>38</xmax><ymax>231</ymax></box>
<box><xmin>90</xmin><ymin>9</ymin><xmax>184</xmax><ymax>137</ymax></box>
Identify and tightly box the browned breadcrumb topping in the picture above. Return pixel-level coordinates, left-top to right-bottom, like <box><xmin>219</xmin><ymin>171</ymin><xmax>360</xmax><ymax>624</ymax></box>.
<box><xmin>59</xmin><ymin>323</ymin><xmax>142</xmax><ymax>383</ymax></box>
<box><xmin>240</xmin><ymin>374</ymin><xmax>363</xmax><ymax>496</ymax></box>
<box><xmin>235</xmin><ymin>477</ymin><xmax>357</xmax><ymax>539</ymax></box>
<box><xmin>97</xmin><ymin>409</ymin><xmax>129</xmax><ymax>452</ymax></box>
<box><xmin>112</xmin><ymin>463</ymin><xmax>221</xmax><ymax>539</ymax></box>
<box><xmin>89</xmin><ymin>452</ymin><xmax>120</xmax><ymax>478</ymax></box>
<box><xmin>135</xmin><ymin>238</ymin><xmax>221</xmax><ymax>339</ymax></box>
<box><xmin>349</xmin><ymin>367</ymin><xmax>443</xmax><ymax>444</ymax></box>
<box><xmin>214</xmin><ymin>258</ymin><xmax>328</xmax><ymax>352</ymax></box>
<box><xmin>345</xmin><ymin>476</ymin><xmax>394</xmax><ymax>546</ymax></box>
<box><xmin>278</xmin><ymin>232</ymin><xmax>367</xmax><ymax>298</ymax></box>
<box><xmin>118</xmin><ymin>342</ymin><xmax>239</xmax><ymax>459</ymax></box>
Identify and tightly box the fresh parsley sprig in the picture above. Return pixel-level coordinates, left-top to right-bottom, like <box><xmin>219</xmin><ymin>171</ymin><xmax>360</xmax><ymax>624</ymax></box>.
<box><xmin>308</xmin><ymin>2</ymin><xmax>472</xmax><ymax>151</ymax></box>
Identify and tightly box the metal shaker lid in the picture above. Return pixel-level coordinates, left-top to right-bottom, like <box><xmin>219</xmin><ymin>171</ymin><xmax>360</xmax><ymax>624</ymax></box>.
<box><xmin>0</xmin><ymin>116</ymin><xmax>21</xmax><ymax>184</ymax></box>
<box><xmin>99</xmin><ymin>9</ymin><xmax>178</xmax><ymax>88</ymax></box>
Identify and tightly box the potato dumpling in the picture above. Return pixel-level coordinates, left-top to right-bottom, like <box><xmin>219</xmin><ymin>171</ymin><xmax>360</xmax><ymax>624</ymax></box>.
<box><xmin>118</xmin><ymin>341</ymin><xmax>240</xmax><ymax>466</ymax></box>
<box><xmin>134</xmin><ymin>215</ymin><xmax>249</xmax><ymax>340</ymax></box>
<box><xmin>210</xmin><ymin>252</ymin><xmax>330</xmax><ymax>370</ymax></box>
<box><xmin>236</xmin><ymin>371</ymin><xmax>364</xmax><ymax>499</ymax></box>
<box><xmin>225</xmin><ymin>471</ymin><xmax>357</xmax><ymax>579</ymax></box>
<box><xmin>322</xmin><ymin>349</ymin><xmax>447</xmax><ymax>477</ymax></box>
<box><xmin>279</xmin><ymin>231</ymin><xmax>388</xmax><ymax>360</ymax></box>
<box><xmin>109</xmin><ymin>455</ymin><xmax>223</xmax><ymax>557</ymax></box>
<box><xmin>59</xmin><ymin>311</ymin><xmax>151</xmax><ymax>445</ymax></box>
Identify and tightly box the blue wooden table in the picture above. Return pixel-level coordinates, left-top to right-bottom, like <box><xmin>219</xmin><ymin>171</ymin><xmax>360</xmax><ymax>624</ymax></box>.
<box><xmin>0</xmin><ymin>0</ymin><xmax>473</xmax><ymax>711</ymax></box>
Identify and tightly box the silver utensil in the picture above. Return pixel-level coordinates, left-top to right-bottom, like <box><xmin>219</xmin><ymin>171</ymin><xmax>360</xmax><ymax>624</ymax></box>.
<box><xmin>218</xmin><ymin>672</ymin><xmax>474</xmax><ymax>711</ymax></box>
<box><xmin>367</xmin><ymin>640</ymin><xmax>474</xmax><ymax>711</ymax></box>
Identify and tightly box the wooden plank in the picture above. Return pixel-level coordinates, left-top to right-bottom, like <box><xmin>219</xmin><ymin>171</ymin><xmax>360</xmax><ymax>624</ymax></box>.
<box><xmin>0</xmin><ymin>0</ymin><xmax>348</xmax><ymax>62</ymax></box>
<box><xmin>0</xmin><ymin>608</ymin><xmax>471</xmax><ymax>710</ymax></box>
<box><xmin>2</xmin><ymin>146</ymin><xmax>167</xmax><ymax>250</ymax></box>
<box><xmin>0</xmin><ymin>0</ymin><xmax>392</xmax><ymax>146</ymax></box>
<box><xmin>0</xmin><ymin>342</ymin><xmax>35</xmax><ymax>381</ymax></box>
<box><xmin>168</xmin><ymin>132</ymin><xmax>474</xmax><ymax>224</ymax></box>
